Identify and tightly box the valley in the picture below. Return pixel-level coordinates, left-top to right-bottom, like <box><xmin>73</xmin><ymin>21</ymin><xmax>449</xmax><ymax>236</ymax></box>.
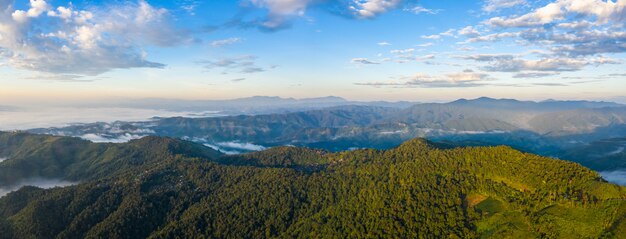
<box><xmin>28</xmin><ymin>97</ymin><xmax>626</xmax><ymax>178</ymax></box>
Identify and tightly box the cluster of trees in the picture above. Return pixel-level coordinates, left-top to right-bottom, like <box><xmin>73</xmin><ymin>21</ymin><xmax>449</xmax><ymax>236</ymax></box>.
<box><xmin>0</xmin><ymin>133</ymin><xmax>625</xmax><ymax>238</ymax></box>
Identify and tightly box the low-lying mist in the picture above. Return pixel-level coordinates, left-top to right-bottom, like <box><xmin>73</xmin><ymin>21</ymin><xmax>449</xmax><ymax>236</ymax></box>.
<box><xmin>0</xmin><ymin>178</ymin><xmax>77</xmax><ymax>198</ymax></box>
<box><xmin>0</xmin><ymin>107</ymin><xmax>223</xmax><ymax>131</ymax></box>
<box><xmin>80</xmin><ymin>133</ymin><xmax>146</xmax><ymax>143</ymax></box>
<box><xmin>203</xmin><ymin>141</ymin><xmax>267</xmax><ymax>155</ymax></box>
<box><xmin>600</xmin><ymin>170</ymin><xmax>626</xmax><ymax>186</ymax></box>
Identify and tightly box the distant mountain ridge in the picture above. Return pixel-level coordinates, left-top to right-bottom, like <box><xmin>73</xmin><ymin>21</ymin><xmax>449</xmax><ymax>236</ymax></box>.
<box><xmin>450</xmin><ymin>97</ymin><xmax>621</xmax><ymax>111</ymax></box>
<box><xmin>27</xmin><ymin>97</ymin><xmax>626</xmax><ymax>172</ymax></box>
<box><xmin>63</xmin><ymin>95</ymin><xmax>417</xmax><ymax>114</ymax></box>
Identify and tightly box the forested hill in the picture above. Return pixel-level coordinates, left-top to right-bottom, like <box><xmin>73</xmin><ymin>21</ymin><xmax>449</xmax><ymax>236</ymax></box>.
<box><xmin>0</xmin><ymin>131</ymin><xmax>222</xmax><ymax>186</ymax></box>
<box><xmin>1</xmin><ymin>133</ymin><xmax>626</xmax><ymax>238</ymax></box>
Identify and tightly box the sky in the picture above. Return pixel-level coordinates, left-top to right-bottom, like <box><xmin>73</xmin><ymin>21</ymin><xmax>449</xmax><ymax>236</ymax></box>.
<box><xmin>0</xmin><ymin>0</ymin><xmax>625</xmax><ymax>104</ymax></box>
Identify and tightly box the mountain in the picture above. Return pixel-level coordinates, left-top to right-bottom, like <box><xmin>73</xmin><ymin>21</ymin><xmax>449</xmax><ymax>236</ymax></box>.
<box><xmin>32</xmin><ymin>98</ymin><xmax>625</xmax><ymax>140</ymax></box>
<box><xmin>65</xmin><ymin>96</ymin><xmax>415</xmax><ymax>114</ymax></box>
<box><xmin>560</xmin><ymin>138</ymin><xmax>626</xmax><ymax>171</ymax></box>
<box><xmin>394</xmin><ymin>97</ymin><xmax>624</xmax><ymax>130</ymax></box>
<box><xmin>0</xmin><ymin>131</ymin><xmax>222</xmax><ymax>187</ymax></box>
<box><xmin>28</xmin><ymin>98</ymin><xmax>626</xmax><ymax>171</ymax></box>
<box><xmin>0</xmin><ymin>133</ymin><xmax>625</xmax><ymax>238</ymax></box>
<box><xmin>528</xmin><ymin>107</ymin><xmax>626</xmax><ymax>135</ymax></box>
<box><xmin>450</xmin><ymin>97</ymin><xmax>620</xmax><ymax>111</ymax></box>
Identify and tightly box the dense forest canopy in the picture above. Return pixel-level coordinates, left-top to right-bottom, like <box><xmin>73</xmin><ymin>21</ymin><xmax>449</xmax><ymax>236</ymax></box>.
<box><xmin>0</xmin><ymin>131</ymin><xmax>625</xmax><ymax>238</ymax></box>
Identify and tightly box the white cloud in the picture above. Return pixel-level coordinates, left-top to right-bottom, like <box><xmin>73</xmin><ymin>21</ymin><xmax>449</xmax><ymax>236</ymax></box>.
<box><xmin>600</xmin><ymin>170</ymin><xmax>626</xmax><ymax>186</ymax></box>
<box><xmin>203</xmin><ymin>143</ymin><xmax>242</xmax><ymax>155</ymax></box>
<box><xmin>457</xmin><ymin>0</ymin><xmax>626</xmax><ymax>75</ymax></box>
<box><xmin>0</xmin><ymin>178</ymin><xmax>76</xmax><ymax>198</ymax></box>
<box><xmin>403</xmin><ymin>6</ymin><xmax>441</xmax><ymax>15</ymax></box>
<box><xmin>439</xmin><ymin>28</ymin><xmax>456</xmax><ymax>37</ymax></box>
<box><xmin>416</xmin><ymin>42</ymin><xmax>434</xmax><ymax>47</ymax></box>
<box><xmin>466</xmin><ymin>32</ymin><xmax>518</xmax><ymax>42</ymax></box>
<box><xmin>251</xmin><ymin>0</ymin><xmax>312</xmax><ymax>16</ymax></box>
<box><xmin>360</xmin><ymin>47</ymin><xmax>436</xmax><ymax>64</ymax></box>
<box><xmin>556</xmin><ymin>20</ymin><xmax>594</xmax><ymax>29</ymax></box>
<box><xmin>445</xmin><ymin>69</ymin><xmax>492</xmax><ymax>82</ymax></box>
<box><xmin>0</xmin><ymin>178</ymin><xmax>77</xmax><ymax>198</ymax></box>
<box><xmin>488</xmin><ymin>0</ymin><xmax>626</xmax><ymax>28</ymax></box>
<box><xmin>482</xmin><ymin>0</ymin><xmax>526</xmax><ymax>12</ymax></box>
<box><xmin>356</xmin><ymin>69</ymin><xmax>494</xmax><ymax>88</ymax></box>
<box><xmin>421</xmin><ymin>34</ymin><xmax>441</xmax><ymax>39</ymax></box>
<box><xmin>377</xmin><ymin>41</ymin><xmax>391</xmax><ymax>46</ymax></box>
<box><xmin>349</xmin><ymin>0</ymin><xmax>402</xmax><ymax>18</ymax></box>
<box><xmin>390</xmin><ymin>48</ymin><xmax>414</xmax><ymax>54</ymax></box>
<box><xmin>0</xmin><ymin>0</ymin><xmax>191</xmax><ymax>76</ymax></box>
<box><xmin>458</xmin><ymin>26</ymin><xmax>480</xmax><ymax>37</ymax></box>
<box><xmin>488</xmin><ymin>2</ymin><xmax>563</xmax><ymax>27</ymax></box>
<box><xmin>210</xmin><ymin>37</ymin><xmax>243</xmax><ymax>47</ymax></box>
<box><xmin>248</xmin><ymin>0</ymin><xmax>315</xmax><ymax>29</ymax></box>
<box><xmin>463</xmin><ymin>54</ymin><xmax>620</xmax><ymax>72</ymax></box>
<box><xmin>351</xmin><ymin>58</ymin><xmax>380</xmax><ymax>65</ymax></box>
<box><xmin>216</xmin><ymin>141</ymin><xmax>267</xmax><ymax>151</ymax></box>
<box><xmin>80</xmin><ymin>133</ymin><xmax>145</xmax><ymax>143</ymax></box>
<box><xmin>237</xmin><ymin>0</ymin><xmax>407</xmax><ymax>30</ymax></box>
<box><xmin>513</xmin><ymin>72</ymin><xmax>560</xmax><ymax>78</ymax></box>
<box><xmin>11</xmin><ymin>0</ymin><xmax>50</xmax><ymax>22</ymax></box>
<box><xmin>201</xmin><ymin>55</ymin><xmax>272</xmax><ymax>74</ymax></box>
<box><xmin>389</xmin><ymin>48</ymin><xmax>432</xmax><ymax>62</ymax></box>
<box><xmin>54</xmin><ymin>6</ymin><xmax>73</xmax><ymax>19</ymax></box>
<box><xmin>203</xmin><ymin>141</ymin><xmax>266</xmax><ymax>154</ymax></box>
<box><xmin>521</xmin><ymin>28</ymin><xmax>626</xmax><ymax>56</ymax></box>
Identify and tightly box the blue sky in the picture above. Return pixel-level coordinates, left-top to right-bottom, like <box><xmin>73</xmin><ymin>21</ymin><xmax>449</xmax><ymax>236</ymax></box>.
<box><xmin>0</xmin><ymin>0</ymin><xmax>625</xmax><ymax>103</ymax></box>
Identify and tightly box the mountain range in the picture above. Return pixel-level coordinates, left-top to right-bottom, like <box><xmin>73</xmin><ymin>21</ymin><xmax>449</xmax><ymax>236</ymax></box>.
<box><xmin>29</xmin><ymin>97</ymin><xmax>626</xmax><ymax>174</ymax></box>
<box><xmin>32</xmin><ymin>96</ymin><xmax>416</xmax><ymax>115</ymax></box>
<box><xmin>0</xmin><ymin>132</ymin><xmax>625</xmax><ymax>238</ymax></box>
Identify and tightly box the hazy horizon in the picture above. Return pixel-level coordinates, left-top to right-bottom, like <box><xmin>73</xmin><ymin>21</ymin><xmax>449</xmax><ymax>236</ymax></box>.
<box><xmin>2</xmin><ymin>95</ymin><xmax>626</xmax><ymax>107</ymax></box>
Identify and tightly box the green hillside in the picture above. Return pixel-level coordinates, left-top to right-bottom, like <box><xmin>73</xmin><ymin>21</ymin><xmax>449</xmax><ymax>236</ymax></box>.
<box><xmin>0</xmin><ymin>131</ymin><xmax>222</xmax><ymax>186</ymax></box>
<box><xmin>0</xmin><ymin>133</ymin><xmax>625</xmax><ymax>238</ymax></box>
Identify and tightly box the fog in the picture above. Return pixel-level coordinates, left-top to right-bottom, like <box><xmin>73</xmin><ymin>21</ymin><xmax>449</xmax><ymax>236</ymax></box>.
<box><xmin>0</xmin><ymin>178</ymin><xmax>77</xmax><ymax>198</ymax></box>
<box><xmin>0</xmin><ymin>107</ymin><xmax>223</xmax><ymax>131</ymax></box>
<box><xmin>203</xmin><ymin>141</ymin><xmax>267</xmax><ymax>155</ymax></box>
<box><xmin>204</xmin><ymin>144</ymin><xmax>242</xmax><ymax>155</ymax></box>
<box><xmin>215</xmin><ymin>141</ymin><xmax>267</xmax><ymax>151</ymax></box>
<box><xmin>80</xmin><ymin>133</ymin><xmax>145</xmax><ymax>143</ymax></box>
<box><xmin>599</xmin><ymin>170</ymin><xmax>626</xmax><ymax>186</ymax></box>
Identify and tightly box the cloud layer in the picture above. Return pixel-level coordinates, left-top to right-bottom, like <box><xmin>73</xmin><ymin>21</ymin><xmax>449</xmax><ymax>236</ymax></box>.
<box><xmin>200</xmin><ymin>55</ymin><xmax>274</xmax><ymax>74</ymax></box>
<box><xmin>0</xmin><ymin>178</ymin><xmax>76</xmax><ymax>198</ymax></box>
<box><xmin>600</xmin><ymin>170</ymin><xmax>626</xmax><ymax>186</ymax></box>
<box><xmin>0</xmin><ymin>0</ymin><xmax>191</xmax><ymax>76</ymax></box>
<box><xmin>448</xmin><ymin>0</ymin><xmax>626</xmax><ymax>79</ymax></box>
<box><xmin>235</xmin><ymin>0</ymin><xmax>407</xmax><ymax>30</ymax></box>
<box><xmin>356</xmin><ymin>69</ymin><xmax>494</xmax><ymax>88</ymax></box>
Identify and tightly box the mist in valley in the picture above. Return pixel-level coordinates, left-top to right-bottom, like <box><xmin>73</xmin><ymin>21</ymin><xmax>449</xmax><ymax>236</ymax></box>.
<box><xmin>600</xmin><ymin>171</ymin><xmax>626</xmax><ymax>186</ymax></box>
<box><xmin>0</xmin><ymin>178</ymin><xmax>76</xmax><ymax>198</ymax></box>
